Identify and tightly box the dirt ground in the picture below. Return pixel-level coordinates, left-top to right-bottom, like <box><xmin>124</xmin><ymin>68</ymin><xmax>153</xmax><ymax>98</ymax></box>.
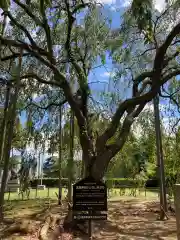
<box><xmin>0</xmin><ymin>198</ymin><xmax>177</xmax><ymax>240</ymax></box>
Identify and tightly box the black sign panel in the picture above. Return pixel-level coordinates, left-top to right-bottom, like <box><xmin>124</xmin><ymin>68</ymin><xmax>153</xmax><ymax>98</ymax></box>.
<box><xmin>73</xmin><ymin>176</ymin><xmax>107</xmax><ymax>211</ymax></box>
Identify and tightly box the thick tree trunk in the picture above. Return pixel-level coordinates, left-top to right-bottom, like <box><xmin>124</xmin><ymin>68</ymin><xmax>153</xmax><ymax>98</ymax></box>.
<box><xmin>87</xmin><ymin>152</ymin><xmax>111</xmax><ymax>181</ymax></box>
<box><xmin>81</xmin><ymin>158</ymin><xmax>84</xmax><ymax>178</ymax></box>
<box><xmin>0</xmin><ymin>51</ymin><xmax>22</xmax><ymax>221</ymax></box>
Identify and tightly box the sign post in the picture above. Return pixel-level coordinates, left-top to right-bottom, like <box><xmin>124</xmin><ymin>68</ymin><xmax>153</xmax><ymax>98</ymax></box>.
<box><xmin>88</xmin><ymin>211</ymin><xmax>92</xmax><ymax>240</ymax></box>
<box><xmin>73</xmin><ymin>176</ymin><xmax>107</xmax><ymax>239</ymax></box>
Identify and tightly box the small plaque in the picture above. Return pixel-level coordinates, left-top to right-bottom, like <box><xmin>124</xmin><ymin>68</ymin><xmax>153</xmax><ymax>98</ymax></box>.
<box><xmin>73</xmin><ymin>213</ymin><xmax>107</xmax><ymax>220</ymax></box>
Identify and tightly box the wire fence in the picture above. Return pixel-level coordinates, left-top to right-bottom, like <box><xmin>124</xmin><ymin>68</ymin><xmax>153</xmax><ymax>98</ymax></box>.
<box><xmin>4</xmin><ymin>186</ymin><xmax>161</xmax><ymax>201</ymax></box>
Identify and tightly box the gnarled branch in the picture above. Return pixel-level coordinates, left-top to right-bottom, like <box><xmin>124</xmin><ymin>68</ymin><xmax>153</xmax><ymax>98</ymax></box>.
<box><xmin>96</xmin><ymin>21</ymin><xmax>180</xmax><ymax>155</ymax></box>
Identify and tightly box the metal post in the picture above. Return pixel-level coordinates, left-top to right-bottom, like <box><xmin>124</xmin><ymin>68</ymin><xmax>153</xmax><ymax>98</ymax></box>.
<box><xmin>88</xmin><ymin>211</ymin><xmax>92</xmax><ymax>240</ymax></box>
<box><xmin>58</xmin><ymin>106</ymin><xmax>62</xmax><ymax>205</ymax></box>
<box><xmin>88</xmin><ymin>219</ymin><xmax>92</xmax><ymax>240</ymax></box>
<box><xmin>153</xmin><ymin>95</ymin><xmax>167</xmax><ymax>219</ymax></box>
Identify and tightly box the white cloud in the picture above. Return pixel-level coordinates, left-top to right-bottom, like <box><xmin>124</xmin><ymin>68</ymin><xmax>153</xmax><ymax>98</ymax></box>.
<box><xmin>99</xmin><ymin>0</ymin><xmax>166</xmax><ymax>12</ymax></box>
<box><xmin>154</xmin><ymin>0</ymin><xmax>166</xmax><ymax>12</ymax></box>
<box><xmin>98</xmin><ymin>0</ymin><xmax>131</xmax><ymax>6</ymax></box>
<box><xmin>120</xmin><ymin>0</ymin><xmax>132</xmax><ymax>7</ymax></box>
<box><xmin>100</xmin><ymin>72</ymin><xmax>110</xmax><ymax>77</ymax></box>
<box><xmin>98</xmin><ymin>0</ymin><xmax>116</xmax><ymax>3</ymax></box>
<box><xmin>32</xmin><ymin>93</ymin><xmax>38</xmax><ymax>100</ymax></box>
<box><xmin>100</xmin><ymin>71</ymin><xmax>115</xmax><ymax>77</ymax></box>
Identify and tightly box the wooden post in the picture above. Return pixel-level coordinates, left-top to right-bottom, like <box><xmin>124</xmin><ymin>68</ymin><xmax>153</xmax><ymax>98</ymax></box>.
<box><xmin>174</xmin><ymin>184</ymin><xmax>180</xmax><ymax>240</ymax></box>
<box><xmin>58</xmin><ymin>106</ymin><xmax>62</xmax><ymax>205</ymax></box>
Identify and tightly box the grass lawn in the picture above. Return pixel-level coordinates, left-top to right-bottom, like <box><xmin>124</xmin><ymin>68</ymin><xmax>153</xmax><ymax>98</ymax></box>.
<box><xmin>4</xmin><ymin>187</ymin><xmax>67</xmax><ymax>201</ymax></box>
<box><xmin>4</xmin><ymin>187</ymin><xmax>159</xmax><ymax>201</ymax></box>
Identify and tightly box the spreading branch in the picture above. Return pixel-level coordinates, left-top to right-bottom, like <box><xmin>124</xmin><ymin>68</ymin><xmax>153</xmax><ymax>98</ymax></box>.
<box><xmin>40</xmin><ymin>0</ymin><xmax>54</xmax><ymax>64</ymax></box>
<box><xmin>13</xmin><ymin>0</ymin><xmax>42</xmax><ymax>26</ymax></box>
<box><xmin>153</xmin><ymin>22</ymin><xmax>180</xmax><ymax>80</ymax></box>
<box><xmin>111</xmin><ymin>103</ymin><xmax>145</xmax><ymax>152</ymax></box>
<box><xmin>0</xmin><ymin>32</ymin><xmax>87</xmax><ymax>130</ymax></box>
<box><xmin>1</xmin><ymin>52</ymin><xmax>31</xmax><ymax>61</ymax></box>
<box><xmin>20</xmin><ymin>73</ymin><xmax>62</xmax><ymax>87</ymax></box>
<box><xmin>4</xmin><ymin>10</ymin><xmax>37</xmax><ymax>48</ymax></box>
<box><xmin>96</xmin><ymin>71</ymin><xmax>153</xmax><ymax>152</ymax></box>
<box><xmin>96</xmin><ymin>67</ymin><xmax>180</xmax><ymax>155</ymax></box>
<box><xmin>97</xmin><ymin>21</ymin><xmax>180</xmax><ymax>154</ymax></box>
<box><xmin>160</xmin><ymin>87</ymin><xmax>180</xmax><ymax>113</ymax></box>
<box><xmin>24</xmin><ymin>99</ymin><xmax>67</xmax><ymax>111</ymax></box>
<box><xmin>0</xmin><ymin>36</ymin><xmax>50</xmax><ymax>59</ymax></box>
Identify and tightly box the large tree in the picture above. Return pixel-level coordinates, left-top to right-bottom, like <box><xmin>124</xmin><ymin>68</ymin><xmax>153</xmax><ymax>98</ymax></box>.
<box><xmin>0</xmin><ymin>0</ymin><xmax>180</xmax><ymax>181</ymax></box>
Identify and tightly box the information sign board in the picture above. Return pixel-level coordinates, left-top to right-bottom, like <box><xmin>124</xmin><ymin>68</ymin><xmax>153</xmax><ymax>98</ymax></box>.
<box><xmin>73</xmin><ymin>176</ymin><xmax>107</xmax><ymax>211</ymax></box>
<box><xmin>73</xmin><ymin>176</ymin><xmax>107</xmax><ymax>220</ymax></box>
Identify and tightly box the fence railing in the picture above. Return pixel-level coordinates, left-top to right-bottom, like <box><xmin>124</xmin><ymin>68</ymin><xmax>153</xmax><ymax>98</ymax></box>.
<box><xmin>4</xmin><ymin>186</ymin><xmax>162</xmax><ymax>201</ymax></box>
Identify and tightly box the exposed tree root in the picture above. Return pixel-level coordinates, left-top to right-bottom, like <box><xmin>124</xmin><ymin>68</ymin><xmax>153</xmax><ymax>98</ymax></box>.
<box><xmin>3</xmin><ymin>219</ymin><xmax>37</xmax><ymax>236</ymax></box>
<box><xmin>39</xmin><ymin>216</ymin><xmax>51</xmax><ymax>240</ymax></box>
<box><xmin>63</xmin><ymin>203</ymin><xmax>87</xmax><ymax>235</ymax></box>
<box><xmin>2</xmin><ymin>202</ymin><xmax>84</xmax><ymax>240</ymax></box>
<box><xmin>39</xmin><ymin>214</ymin><xmax>63</xmax><ymax>240</ymax></box>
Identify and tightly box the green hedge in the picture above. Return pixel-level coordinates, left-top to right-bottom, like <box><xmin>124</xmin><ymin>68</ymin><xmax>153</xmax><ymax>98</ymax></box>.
<box><xmin>105</xmin><ymin>178</ymin><xmax>158</xmax><ymax>188</ymax></box>
<box><xmin>30</xmin><ymin>178</ymin><xmax>158</xmax><ymax>188</ymax></box>
<box><xmin>105</xmin><ymin>178</ymin><xmax>141</xmax><ymax>188</ymax></box>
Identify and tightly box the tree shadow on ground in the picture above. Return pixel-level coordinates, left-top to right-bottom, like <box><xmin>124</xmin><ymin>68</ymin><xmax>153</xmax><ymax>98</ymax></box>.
<box><xmin>0</xmin><ymin>199</ymin><xmax>177</xmax><ymax>240</ymax></box>
<box><xmin>91</xmin><ymin>200</ymin><xmax>176</xmax><ymax>240</ymax></box>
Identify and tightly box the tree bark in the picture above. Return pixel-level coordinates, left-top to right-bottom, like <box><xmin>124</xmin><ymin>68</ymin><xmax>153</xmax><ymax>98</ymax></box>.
<box><xmin>0</xmin><ymin>50</ymin><xmax>22</xmax><ymax>221</ymax></box>
<box><xmin>58</xmin><ymin>106</ymin><xmax>62</xmax><ymax>205</ymax></box>
<box><xmin>153</xmin><ymin>95</ymin><xmax>167</xmax><ymax>220</ymax></box>
<box><xmin>81</xmin><ymin>158</ymin><xmax>84</xmax><ymax>178</ymax></box>
<box><xmin>67</xmin><ymin>110</ymin><xmax>74</xmax><ymax>202</ymax></box>
<box><xmin>0</xmin><ymin>86</ymin><xmax>11</xmax><ymax>176</ymax></box>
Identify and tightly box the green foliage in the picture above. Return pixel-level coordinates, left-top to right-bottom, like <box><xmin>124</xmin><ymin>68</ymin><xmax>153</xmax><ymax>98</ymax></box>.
<box><xmin>43</xmin><ymin>156</ymin><xmax>81</xmax><ymax>180</ymax></box>
<box><xmin>100</xmin><ymin>54</ymin><xmax>106</xmax><ymax>65</ymax></box>
<box><xmin>146</xmin><ymin>162</ymin><xmax>157</xmax><ymax>178</ymax></box>
<box><xmin>131</xmin><ymin>0</ymin><xmax>153</xmax><ymax>32</ymax></box>
<box><xmin>106</xmin><ymin>177</ymin><xmax>148</xmax><ymax>188</ymax></box>
<box><xmin>0</xmin><ymin>0</ymin><xmax>10</xmax><ymax>10</ymax></box>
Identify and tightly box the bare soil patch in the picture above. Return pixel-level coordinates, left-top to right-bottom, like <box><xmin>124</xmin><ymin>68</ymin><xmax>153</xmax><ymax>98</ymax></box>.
<box><xmin>0</xmin><ymin>199</ymin><xmax>177</xmax><ymax>240</ymax></box>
